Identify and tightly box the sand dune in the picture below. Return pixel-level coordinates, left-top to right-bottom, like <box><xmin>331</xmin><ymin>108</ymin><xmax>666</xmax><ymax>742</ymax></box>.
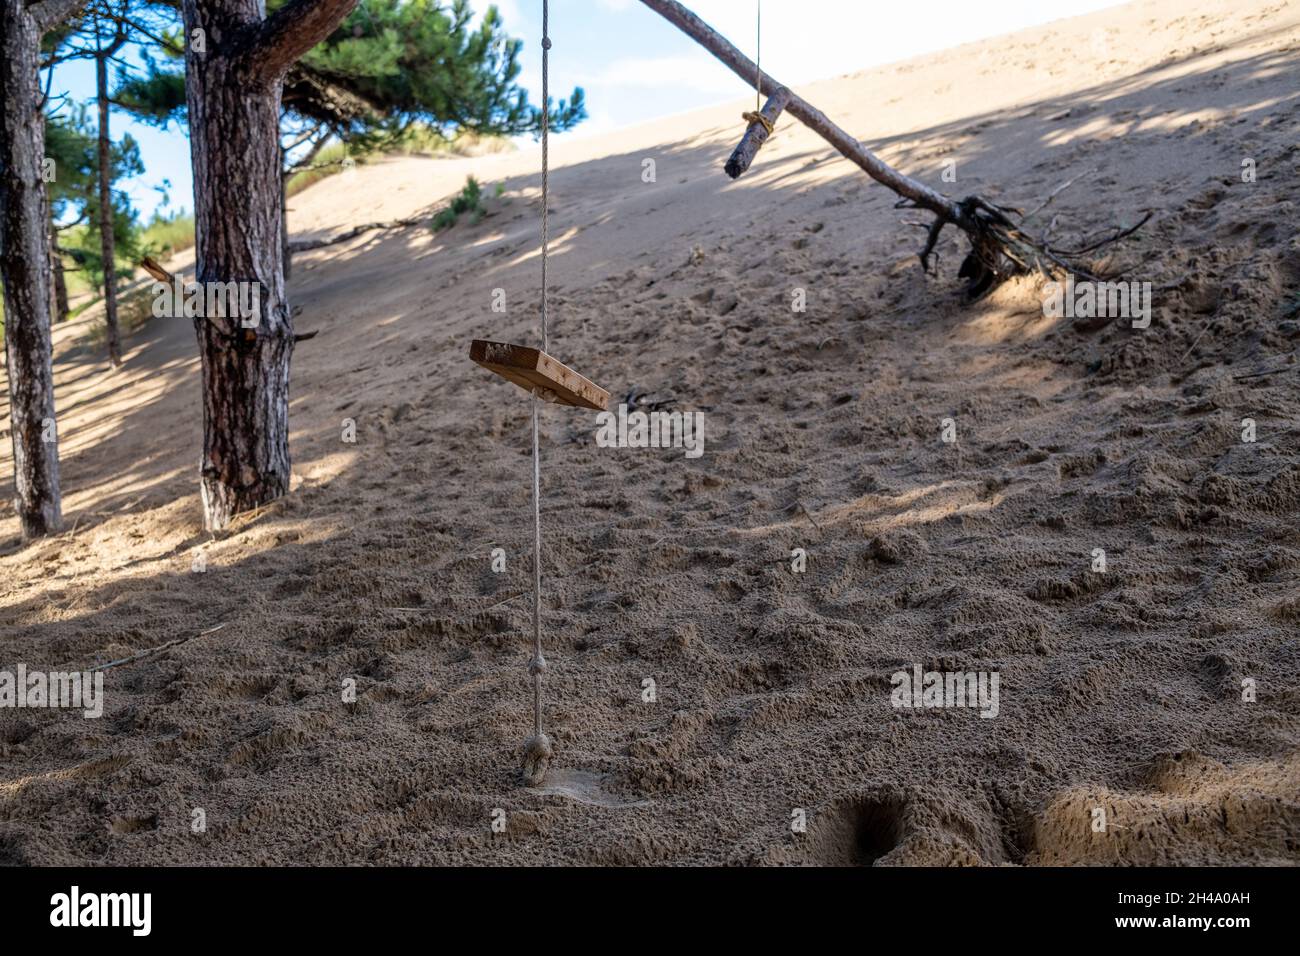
<box><xmin>1</xmin><ymin>0</ymin><xmax>1297</xmax><ymax>865</ymax></box>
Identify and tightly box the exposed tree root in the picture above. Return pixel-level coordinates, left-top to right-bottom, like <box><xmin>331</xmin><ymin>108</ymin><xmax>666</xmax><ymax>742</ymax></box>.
<box><xmin>917</xmin><ymin>196</ymin><xmax>1154</xmax><ymax>301</ymax></box>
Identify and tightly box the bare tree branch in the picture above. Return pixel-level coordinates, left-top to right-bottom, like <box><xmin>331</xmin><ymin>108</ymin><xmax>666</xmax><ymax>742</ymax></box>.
<box><xmin>117</xmin><ymin>13</ymin><xmax>184</xmax><ymax>56</ymax></box>
<box><xmin>284</xmin><ymin>133</ymin><xmax>332</xmax><ymax>176</ymax></box>
<box><xmin>288</xmin><ymin>214</ymin><xmax>423</xmax><ymax>252</ymax></box>
<box><xmin>283</xmin><ymin>122</ymin><xmax>325</xmax><ymax>155</ymax></box>
<box><xmin>139</xmin><ymin>256</ymin><xmax>320</xmax><ymax>342</ymax></box>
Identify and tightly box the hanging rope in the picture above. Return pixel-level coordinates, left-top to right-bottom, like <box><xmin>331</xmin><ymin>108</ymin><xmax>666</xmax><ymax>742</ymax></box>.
<box><xmin>740</xmin><ymin>1</ymin><xmax>773</xmax><ymax>134</ymax></box>
<box><xmin>539</xmin><ymin>0</ymin><xmax>551</xmax><ymax>356</ymax></box>
<box><xmin>521</xmin><ymin>0</ymin><xmax>554</xmax><ymax>787</ymax></box>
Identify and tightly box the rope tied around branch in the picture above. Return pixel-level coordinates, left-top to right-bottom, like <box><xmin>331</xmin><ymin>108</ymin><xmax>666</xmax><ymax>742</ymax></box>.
<box><xmin>741</xmin><ymin>110</ymin><xmax>774</xmax><ymax>135</ymax></box>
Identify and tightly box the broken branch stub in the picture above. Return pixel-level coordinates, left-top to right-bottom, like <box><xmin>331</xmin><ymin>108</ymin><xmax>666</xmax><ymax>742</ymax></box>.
<box><xmin>725</xmin><ymin>87</ymin><xmax>791</xmax><ymax>179</ymax></box>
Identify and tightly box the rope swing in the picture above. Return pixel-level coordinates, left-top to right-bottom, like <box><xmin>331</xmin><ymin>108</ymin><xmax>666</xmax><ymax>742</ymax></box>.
<box><xmin>522</xmin><ymin>0</ymin><xmax>555</xmax><ymax>792</ymax></box>
<box><xmin>469</xmin><ymin>0</ymin><xmax>609</xmax><ymax>788</ymax></box>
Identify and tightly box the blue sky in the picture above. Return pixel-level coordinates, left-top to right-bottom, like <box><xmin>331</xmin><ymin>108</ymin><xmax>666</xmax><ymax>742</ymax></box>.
<box><xmin>48</xmin><ymin>0</ymin><xmax>1126</xmax><ymax>222</ymax></box>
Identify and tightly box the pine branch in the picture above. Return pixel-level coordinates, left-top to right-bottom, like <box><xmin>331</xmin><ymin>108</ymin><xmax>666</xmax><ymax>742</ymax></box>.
<box><xmin>244</xmin><ymin>0</ymin><xmax>360</xmax><ymax>84</ymax></box>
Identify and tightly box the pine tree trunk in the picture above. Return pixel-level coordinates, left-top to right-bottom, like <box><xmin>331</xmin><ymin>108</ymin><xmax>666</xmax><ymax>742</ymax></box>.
<box><xmin>280</xmin><ymin>147</ymin><xmax>292</xmax><ymax>279</ymax></box>
<box><xmin>49</xmin><ymin>228</ymin><xmax>69</xmax><ymax>322</ymax></box>
<box><xmin>0</xmin><ymin>0</ymin><xmax>65</xmax><ymax>540</ymax></box>
<box><xmin>181</xmin><ymin>0</ymin><xmax>357</xmax><ymax>530</ymax></box>
<box><xmin>184</xmin><ymin>9</ymin><xmax>292</xmax><ymax>530</ymax></box>
<box><xmin>95</xmin><ymin>47</ymin><xmax>122</xmax><ymax>366</ymax></box>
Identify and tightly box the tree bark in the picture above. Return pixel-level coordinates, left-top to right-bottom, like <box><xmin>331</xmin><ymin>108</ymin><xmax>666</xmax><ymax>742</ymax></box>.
<box><xmin>94</xmin><ymin>30</ymin><xmax>123</xmax><ymax>366</ymax></box>
<box><xmin>0</xmin><ymin>0</ymin><xmax>78</xmax><ymax>540</ymax></box>
<box><xmin>49</xmin><ymin>228</ymin><xmax>68</xmax><ymax>322</ymax></box>
<box><xmin>181</xmin><ymin>0</ymin><xmax>357</xmax><ymax>530</ymax></box>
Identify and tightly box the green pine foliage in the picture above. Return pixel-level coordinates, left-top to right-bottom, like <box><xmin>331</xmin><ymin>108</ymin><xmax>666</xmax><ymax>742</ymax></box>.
<box><xmin>118</xmin><ymin>0</ymin><xmax>587</xmax><ymax>163</ymax></box>
<box><xmin>45</xmin><ymin>107</ymin><xmax>145</xmax><ymax>300</ymax></box>
<box><xmin>289</xmin><ymin>0</ymin><xmax>586</xmax><ymax>141</ymax></box>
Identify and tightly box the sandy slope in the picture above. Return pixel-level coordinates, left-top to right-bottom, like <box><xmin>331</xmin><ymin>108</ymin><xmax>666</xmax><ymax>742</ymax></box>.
<box><xmin>1</xmin><ymin>0</ymin><xmax>1298</xmax><ymax>865</ymax></box>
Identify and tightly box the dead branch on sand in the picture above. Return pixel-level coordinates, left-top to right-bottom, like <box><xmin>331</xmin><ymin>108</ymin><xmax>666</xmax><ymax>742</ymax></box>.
<box><xmin>287</xmin><ymin>215</ymin><xmax>425</xmax><ymax>253</ymax></box>
<box><xmin>639</xmin><ymin>0</ymin><xmax>1151</xmax><ymax>299</ymax></box>
<box><xmin>91</xmin><ymin>623</ymin><xmax>227</xmax><ymax>672</ymax></box>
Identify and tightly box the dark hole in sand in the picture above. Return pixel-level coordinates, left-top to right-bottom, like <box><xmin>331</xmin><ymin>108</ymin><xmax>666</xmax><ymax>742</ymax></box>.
<box><xmin>849</xmin><ymin>795</ymin><xmax>908</xmax><ymax>865</ymax></box>
<box><xmin>805</xmin><ymin>792</ymin><xmax>909</xmax><ymax>866</ymax></box>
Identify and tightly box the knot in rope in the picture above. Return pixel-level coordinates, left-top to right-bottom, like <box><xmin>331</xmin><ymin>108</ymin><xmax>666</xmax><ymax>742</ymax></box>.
<box><xmin>521</xmin><ymin>733</ymin><xmax>553</xmax><ymax>787</ymax></box>
<box><xmin>742</xmin><ymin>110</ymin><xmax>775</xmax><ymax>135</ymax></box>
